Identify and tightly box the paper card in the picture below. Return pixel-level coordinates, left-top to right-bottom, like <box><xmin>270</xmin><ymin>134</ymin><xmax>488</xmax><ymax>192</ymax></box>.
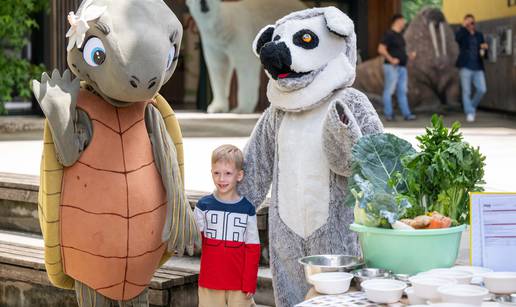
<box><xmin>470</xmin><ymin>192</ymin><xmax>516</xmax><ymax>271</ymax></box>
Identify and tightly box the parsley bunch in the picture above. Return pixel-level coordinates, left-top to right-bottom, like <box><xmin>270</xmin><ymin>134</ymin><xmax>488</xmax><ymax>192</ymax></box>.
<box><xmin>401</xmin><ymin>115</ymin><xmax>486</xmax><ymax>224</ymax></box>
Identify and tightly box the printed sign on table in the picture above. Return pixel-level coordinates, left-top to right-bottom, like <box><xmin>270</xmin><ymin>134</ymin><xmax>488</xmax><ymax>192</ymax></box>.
<box><xmin>470</xmin><ymin>192</ymin><xmax>516</xmax><ymax>271</ymax></box>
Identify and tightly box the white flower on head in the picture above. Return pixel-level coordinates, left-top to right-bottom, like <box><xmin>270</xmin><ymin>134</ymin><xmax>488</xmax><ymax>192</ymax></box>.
<box><xmin>66</xmin><ymin>0</ymin><xmax>106</xmax><ymax>51</ymax></box>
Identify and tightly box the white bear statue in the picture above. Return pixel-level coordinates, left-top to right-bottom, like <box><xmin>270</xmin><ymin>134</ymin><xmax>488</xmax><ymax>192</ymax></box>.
<box><xmin>187</xmin><ymin>0</ymin><xmax>306</xmax><ymax>113</ymax></box>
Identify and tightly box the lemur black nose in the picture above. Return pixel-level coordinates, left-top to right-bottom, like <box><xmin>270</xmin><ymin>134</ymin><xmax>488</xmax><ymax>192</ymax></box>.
<box><xmin>260</xmin><ymin>42</ymin><xmax>292</xmax><ymax>70</ymax></box>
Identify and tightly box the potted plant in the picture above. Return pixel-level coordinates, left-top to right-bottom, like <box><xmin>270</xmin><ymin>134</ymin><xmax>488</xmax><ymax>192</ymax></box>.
<box><xmin>348</xmin><ymin>115</ymin><xmax>485</xmax><ymax>274</ymax></box>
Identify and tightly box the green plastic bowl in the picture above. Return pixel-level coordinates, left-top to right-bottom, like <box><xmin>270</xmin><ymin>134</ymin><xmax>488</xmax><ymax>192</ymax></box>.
<box><xmin>350</xmin><ymin>223</ymin><xmax>466</xmax><ymax>275</ymax></box>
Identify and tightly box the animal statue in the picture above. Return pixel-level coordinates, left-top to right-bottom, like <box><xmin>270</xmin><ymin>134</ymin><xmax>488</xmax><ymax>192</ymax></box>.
<box><xmin>186</xmin><ymin>0</ymin><xmax>306</xmax><ymax>113</ymax></box>
<box><xmin>238</xmin><ymin>7</ymin><xmax>383</xmax><ymax>306</ymax></box>
<box><xmin>32</xmin><ymin>0</ymin><xmax>200</xmax><ymax>305</ymax></box>
<box><xmin>354</xmin><ymin>8</ymin><xmax>460</xmax><ymax>112</ymax></box>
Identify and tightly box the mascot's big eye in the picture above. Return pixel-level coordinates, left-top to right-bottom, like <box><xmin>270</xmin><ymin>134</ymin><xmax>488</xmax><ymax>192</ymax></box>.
<box><xmin>82</xmin><ymin>37</ymin><xmax>106</xmax><ymax>66</ymax></box>
<box><xmin>293</xmin><ymin>29</ymin><xmax>319</xmax><ymax>50</ymax></box>
<box><xmin>166</xmin><ymin>45</ymin><xmax>176</xmax><ymax>70</ymax></box>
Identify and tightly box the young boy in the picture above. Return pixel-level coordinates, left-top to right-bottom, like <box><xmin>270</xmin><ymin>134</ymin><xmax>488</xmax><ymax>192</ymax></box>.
<box><xmin>195</xmin><ymin>145</ymin><xmax>260</xmax><ymax>307</ymax></box>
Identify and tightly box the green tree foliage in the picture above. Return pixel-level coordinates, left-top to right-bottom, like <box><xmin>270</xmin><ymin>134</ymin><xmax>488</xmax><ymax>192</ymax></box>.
<box><xmin>402</xmin><ymin>0</ymin><xmax>442</xmax><ymax>22</ymax></box>
<box><xmin>0</xmin><ymin>0</ymin><xmax>49</xmax><ymax>113</ymax></box>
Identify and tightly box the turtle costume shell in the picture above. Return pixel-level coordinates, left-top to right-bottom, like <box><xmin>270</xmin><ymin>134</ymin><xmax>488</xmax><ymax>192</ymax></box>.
<box><xmin>39</xmin><ymin>91</ymin><xmax>185</xmax><ymax>299</ymax></box>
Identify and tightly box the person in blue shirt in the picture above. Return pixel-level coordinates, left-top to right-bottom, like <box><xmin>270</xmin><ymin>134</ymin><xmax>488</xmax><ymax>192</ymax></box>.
<box><xmin>455</xmin><ymin>14</ymin><xmax>488</xmax><ymax>122</ymax></box>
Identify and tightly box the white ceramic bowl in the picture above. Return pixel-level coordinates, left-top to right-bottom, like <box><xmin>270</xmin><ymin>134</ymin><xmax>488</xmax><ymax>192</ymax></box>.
<box><xmin>451</xmin><ymin>266</ymin><xmax>493</xmax><ymax>276</ymax></box>
<box><xmin>482</xmin><ymin>272</ymin><xmax>516</xmax><ymax>294</ymax></box>
<box><xmin>405</xmin><ymin>286</ymin><xmax>426</xmax><ymax>305</ymax></box>
<box><xmin>360</xmin><ymin>278</ymin><xmax>407</xmax><ymax>304</ymax></box>
<box><xmin>409</xmin><ymin>275</ymin><xmax>458</xmax><ymax>300</ymax></box>
<box><xmin>451</xmin><ymin>266</ymin><xmax>493</xmax><ymax>285</ymax></box>
<box><xmin>420</xmin><ymin>268</ymin><xmax>474</xmax><ymax>284</ymax></box>
<box><xmin>310</xmin><ymin>272</ymin><xmax>353</xmax><ymax>295</ymax></box>
<box><xmin>437</xmin><ymin>284</ymin><xmax>489</xmax><ymax>305</ymax></box>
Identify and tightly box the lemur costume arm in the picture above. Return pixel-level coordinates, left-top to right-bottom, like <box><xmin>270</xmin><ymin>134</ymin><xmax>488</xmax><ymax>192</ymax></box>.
<box><xmin>145</xmin><ymin>105</ymin><xmax>200</xmax><ymax>256</ymax></box>
<box><xmin>238</xmin><ymin>107</ymin><xmax>279</xmax><ymax>207</ymax></box>
<box><xmin>323</xmin><ymin>88</ymin><xmax>384</xmax><ymax>177</ymax></box>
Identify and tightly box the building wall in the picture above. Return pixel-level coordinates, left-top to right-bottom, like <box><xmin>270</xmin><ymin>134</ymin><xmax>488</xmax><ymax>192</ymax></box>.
<box><xmin>476</xmin><ymin>16</ymin><xmax>516</xmax><ymax>112</ymax></box>
<box><xmin>367</xmin><ymin>0</ymin><xmax>402</xmax><ymax>60</ymax></box>
<box><xmin>442</xmin><ymin>0</ymin><xmax>516</xmax><ymax>24</ymax></box>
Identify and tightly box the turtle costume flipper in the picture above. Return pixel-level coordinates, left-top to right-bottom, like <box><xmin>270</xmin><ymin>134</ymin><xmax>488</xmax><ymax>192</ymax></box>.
<box><xmin>39</xmin><ymin>93</ymin><xmax>190</xmax><ymax>289</ymax></box>
<box><xmin>150</xmin><ymin>94</ymin><xmax>201</xmax><ymax>263</ymax></box>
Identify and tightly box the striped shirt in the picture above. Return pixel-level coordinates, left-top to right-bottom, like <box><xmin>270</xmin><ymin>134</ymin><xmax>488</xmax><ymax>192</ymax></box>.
<box><xmin>194</xmin><ymin>194</ymin><xmax>260</xmax><ymax>293</ymax></box>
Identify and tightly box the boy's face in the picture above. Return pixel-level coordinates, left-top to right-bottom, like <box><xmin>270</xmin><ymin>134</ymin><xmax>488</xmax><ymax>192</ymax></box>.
<box><xmin>211</xmin><ymin>160</ymin><xmax>244</xmax><ymax>195</ymax></box>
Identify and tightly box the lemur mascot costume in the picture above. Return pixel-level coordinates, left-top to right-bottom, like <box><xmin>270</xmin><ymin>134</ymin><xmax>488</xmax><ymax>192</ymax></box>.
<box><xmin>33</xmin><ymin>0</ymin><xmax>200</xmax><ymax>305</ymax></box>
<box><xmin>238</xmin><ymin>7</ymin><xmax>383</xmax><ymax>306</ymax></box>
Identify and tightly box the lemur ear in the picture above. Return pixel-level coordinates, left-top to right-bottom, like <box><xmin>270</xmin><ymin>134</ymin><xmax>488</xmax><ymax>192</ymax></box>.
<box><xmin>323</xmin><ymin>6</ymin><xmax>353</xmax><ymax>38</ymax></box>
<box><xmin>323</xmin><ymin>6</ymin><xmax>357</xmax><ymax>68</ymax></box>
<box><xmin>252</xmin><ymin>25</ymin><xmax>275</xmax><ymax>57</ymax></box>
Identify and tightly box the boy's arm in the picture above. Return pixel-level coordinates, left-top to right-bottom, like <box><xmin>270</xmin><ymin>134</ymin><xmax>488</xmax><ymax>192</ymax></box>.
<box><xmin>237</xmin><ymin>107</ymin><xmax>278</xmax><ymax>207</ymax></box>
<box><xmin>322</xmin><ymin>89</ymin><xmax>384</xmax><ymax>177</ymax></box>
<box><xmin>242</xmin><ymin>206</ymin><xmax>260</xmax><ymax>294</ymax></box>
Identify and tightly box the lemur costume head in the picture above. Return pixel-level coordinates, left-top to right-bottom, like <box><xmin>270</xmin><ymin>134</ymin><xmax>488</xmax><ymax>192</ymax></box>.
<box><xmin>252</xmin><ymin>7</ymin><xmax>357</xmax><ymax>112</ymax></box>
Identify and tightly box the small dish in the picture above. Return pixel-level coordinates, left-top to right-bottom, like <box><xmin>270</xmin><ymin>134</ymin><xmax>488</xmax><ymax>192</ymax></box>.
<box><xmin>437</xmin><ymin>284</ymin><xmax>489</xmax><ymax>305</ymax></box>
<box><xmin>451</xmin><ymin>265</ymin><xmax>493</xmax><ymax>277</ymax></box>
<box><xmin>310</xmin><ymin>272</ymin><xmax>353</xmax><ymax>295</ymax></box>
<box><xmin>351</xmin><ymin>268</ymin><xmax>392</xmax><ymax>290</ymax></box>
<box><xmin>420</xmin><ymin>268</ymin><xmax>474</xmax><ymax>284</ymax></box>
<box><xmin>360</xmin><ymin>278</ymin><xmax>407</xmax><ymax>304</ymax></box>
<box><xmin>452</xmin><ymin>265</ymin><xmax>493</xmax><ymax>284</ymax></box>
<box><xmin>298</xmin><ymin>254</ymin><xmax>363</xmax><ymax>285</ymax></box>
<box><xmin>482</xmin><ymin>272</ymin><xmax>516</xmax><ymax>294</ymax></box>
<box><xmin>394</xmin><ymin>273</ymin><xmax>411</xmax><ymax>284</ymax></box>
<box><xmin>409</xmin><ymin>275</ymin><xmax>457</xmax><ymax>300</ymax></box>
<box><xmin>405</xmin><ymin>286</ymin><xmax>426</xmax><ymax>305</ymax></box>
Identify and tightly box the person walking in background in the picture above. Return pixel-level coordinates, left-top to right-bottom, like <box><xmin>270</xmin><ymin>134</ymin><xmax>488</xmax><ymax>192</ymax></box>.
<box><xmin>455</xmin><ymin>14</ymin><xmax>488</xmax><ymax>123</ymax></box>
<box><xmin>378</xmin><ymin>13</ymin><xmax>417</xmax><ymax>121</ymax></box>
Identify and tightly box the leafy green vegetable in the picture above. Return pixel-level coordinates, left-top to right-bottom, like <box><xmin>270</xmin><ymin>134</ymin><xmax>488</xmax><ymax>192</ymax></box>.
<box><xmin>348</xmin><ymin>115</ymin><xmax>486</xmax><ymax>227</ymax></box>
<box><xmin>400</xmin><ymin>115</ymin><xmax>485</xmax><ymax>224</ymax></box>
<box><xmin>346</xmin><ymin>133</ymin><xmax>416</xmax><ymax>227</ymax></box>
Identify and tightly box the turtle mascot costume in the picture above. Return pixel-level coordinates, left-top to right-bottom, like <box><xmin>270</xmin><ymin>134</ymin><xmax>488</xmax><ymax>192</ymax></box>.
<box><xmin>32</xmin><ymin>0</ymin><xmax>200</xmax><ymax>305</ymax></box>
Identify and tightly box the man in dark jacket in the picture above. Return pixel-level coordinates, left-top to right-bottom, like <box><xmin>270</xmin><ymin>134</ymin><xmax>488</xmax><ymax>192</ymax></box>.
<box><xmin>455</xmin><ymin>14</ymin><xmax>488</xmax><ymax>122</ymax></box>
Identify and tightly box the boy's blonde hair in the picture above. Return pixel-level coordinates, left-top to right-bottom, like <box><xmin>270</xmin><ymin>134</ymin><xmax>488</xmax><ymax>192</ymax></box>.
<box><xmin>211</xmin><ymin>144</ymin><xmax>244</xmax><ymax>170</ymax></box>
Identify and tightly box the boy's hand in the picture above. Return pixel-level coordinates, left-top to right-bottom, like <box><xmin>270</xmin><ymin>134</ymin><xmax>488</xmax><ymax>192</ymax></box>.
<box><xmin>245</xmin><ymin>292</ymin><xmax>254</xmax><ymax>299</ymax></box>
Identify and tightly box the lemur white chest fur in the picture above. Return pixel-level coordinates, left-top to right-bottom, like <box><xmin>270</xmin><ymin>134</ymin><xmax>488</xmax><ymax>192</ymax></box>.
<box><xmin>277</xmin><ymin>102</ymin><xmax>330</xmax><ymax>239</ymax></box>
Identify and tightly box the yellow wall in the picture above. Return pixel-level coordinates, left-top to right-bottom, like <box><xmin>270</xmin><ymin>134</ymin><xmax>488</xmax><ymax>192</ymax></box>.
<box><xmin>442</xmin><ymin>0</ymin><xmax>516</xmax><ymax>24</ymax></box>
